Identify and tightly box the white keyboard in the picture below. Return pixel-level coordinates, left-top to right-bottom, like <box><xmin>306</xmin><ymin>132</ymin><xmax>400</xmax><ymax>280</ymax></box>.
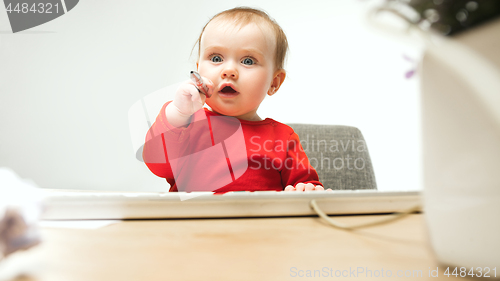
<box><xmin>40</xmin><ymin>189</ymin><xmax>421</xmax><ymax>220</ymax></box>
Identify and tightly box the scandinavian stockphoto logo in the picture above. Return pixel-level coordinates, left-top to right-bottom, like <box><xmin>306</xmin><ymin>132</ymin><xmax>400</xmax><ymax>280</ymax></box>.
<box><xmin>248</xmin><ymin>135</ymin><xmax>368</xmax><ymax>172</ymax></box>
<box><xmin>129</xmin><ymin>84</ymin><xmax>370</xmax><ymax>199</ymax></box>
<box><xmin>3</xmin><ymin>0</ymin><xmax>79</xmax><ymax>33</ymax></box>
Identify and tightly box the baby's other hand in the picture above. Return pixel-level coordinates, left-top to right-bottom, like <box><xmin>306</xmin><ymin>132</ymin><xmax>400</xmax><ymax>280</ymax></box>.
<box><xmin>284</xmin><ymin>183</ymin><xmax>332</xmax><ymax>192</ymax></box>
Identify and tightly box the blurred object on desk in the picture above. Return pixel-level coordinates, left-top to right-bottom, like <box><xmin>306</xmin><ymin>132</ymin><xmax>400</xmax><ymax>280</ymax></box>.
<box><xmin>0</xmin><ymin>168</ymin><xmax>43</xmax><ymax>261</ymax></box>
<box><xmin>369</xmin><ymin>0</ymin><xmax>500</xmax><ymax>270</ymax></box>
<box><xmin>421</xmin><ymin>16</ymin><xmax>500</xmax><ymax>268</ymax></box>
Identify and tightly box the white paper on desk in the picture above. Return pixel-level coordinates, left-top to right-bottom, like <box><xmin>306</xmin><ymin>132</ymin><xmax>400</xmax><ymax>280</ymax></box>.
<box><xmin>0</xmin><ymin>168</ymin><xmax>43</xmax><ymax>260</ymax></box>
<box><xmin>38</xmin><ymin>220</ymin><xmax>120</xmax><ymax>229</ymax></box>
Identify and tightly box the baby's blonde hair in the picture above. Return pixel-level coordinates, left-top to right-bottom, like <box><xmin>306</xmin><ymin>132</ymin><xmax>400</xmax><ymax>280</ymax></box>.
<box><xmin>194</xmin><ymin>7</ymin><xmax>289</xmax><ymax>71</ymax></box>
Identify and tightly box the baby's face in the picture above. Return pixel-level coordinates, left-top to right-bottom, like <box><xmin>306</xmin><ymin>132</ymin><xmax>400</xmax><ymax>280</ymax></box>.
<box><xmin>197</xmin><ymin>20</ymin><xmax>279</xmax><ymax>121</ymax></box>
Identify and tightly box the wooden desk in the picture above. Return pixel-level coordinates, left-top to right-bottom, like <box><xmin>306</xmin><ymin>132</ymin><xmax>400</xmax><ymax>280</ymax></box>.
<box><xmin>2</xmin><ymin>214</ymin><xmax>472</xmax><ymax>280</ymax></box>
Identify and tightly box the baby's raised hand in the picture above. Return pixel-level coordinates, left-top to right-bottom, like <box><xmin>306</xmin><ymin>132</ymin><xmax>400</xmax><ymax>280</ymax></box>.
<box><xmin>173</xmin><ymin>77</ymin><xmax>213</xmax><ymax>116</ymax></box>
<box><xmin>166</xmin><ymin>77</ymin><xmax>214</xmax><ymax>128</ymax></box>
<box><xmin>284</xmin><ymin>183</ymin><xmax>332</xmax><ymax>192</ymax></box>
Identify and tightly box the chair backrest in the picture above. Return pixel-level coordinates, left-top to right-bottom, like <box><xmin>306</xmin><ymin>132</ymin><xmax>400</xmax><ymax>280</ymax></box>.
<box><xmin>287</xmin><ymin>124</ymin><xmax>377</xmax><ymax>190</ymax></box>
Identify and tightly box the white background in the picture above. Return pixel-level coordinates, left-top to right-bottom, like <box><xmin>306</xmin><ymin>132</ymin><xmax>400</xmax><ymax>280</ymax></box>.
<box><xmin>0</xmin><ymin>0</ymin><xmax>423</xmax><ymax>191</ymax></box>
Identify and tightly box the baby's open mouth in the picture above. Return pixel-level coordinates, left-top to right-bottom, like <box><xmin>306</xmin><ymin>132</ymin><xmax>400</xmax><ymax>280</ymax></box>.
<box><xmin>220</xmin><ymin>86</ymin><xmax>237</xmax><ymax>94</ymax></box>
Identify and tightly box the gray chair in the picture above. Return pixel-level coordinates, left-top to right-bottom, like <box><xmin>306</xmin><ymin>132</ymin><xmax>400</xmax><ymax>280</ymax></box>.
<box><xmin>287</xmin><ymin>124</ymin><xmax>377</xmax><ymax>190</ymax></box>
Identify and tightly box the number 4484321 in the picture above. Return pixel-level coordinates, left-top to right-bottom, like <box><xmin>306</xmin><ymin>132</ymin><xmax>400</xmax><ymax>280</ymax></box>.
<box><xmin>444</xmin><ymin>267</ymin><xmax>496</xmax><ymax>278</ymax></box>
<box><xmin>5</xmin><ymin>2</ymin><xmax>60</xmax><ymax>14</ymax></box>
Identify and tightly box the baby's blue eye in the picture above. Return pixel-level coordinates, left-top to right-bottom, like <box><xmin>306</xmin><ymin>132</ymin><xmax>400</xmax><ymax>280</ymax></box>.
<box><xmin>242</xmin><ymin>58</ymin><xmax>254</xmax><ymax>65</ymax></box>
<box><xmin>211</xmin><ymin>55</ymin><xmax>222</xmax><ymax>63</ymax></box>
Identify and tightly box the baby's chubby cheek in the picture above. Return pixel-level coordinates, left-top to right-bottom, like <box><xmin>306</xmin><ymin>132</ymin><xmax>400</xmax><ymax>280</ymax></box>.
<box><xmin>205</xmin><ymin>96</ymin><xmax>217</xmax><ymax>107</ymax></box>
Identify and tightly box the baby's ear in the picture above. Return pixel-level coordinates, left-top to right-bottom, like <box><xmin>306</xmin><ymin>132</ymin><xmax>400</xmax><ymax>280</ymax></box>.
<box><xmin>268</xmin><ymin>69</ymin><xmax>286</xmax><ymax>96</ymax></box>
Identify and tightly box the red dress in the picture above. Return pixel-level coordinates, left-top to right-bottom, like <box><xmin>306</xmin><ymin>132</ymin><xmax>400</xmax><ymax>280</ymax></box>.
<box><xmin>143</xmin><ymin>102</ymin><xmax>322</xmax><ymax>193</ymax></box>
